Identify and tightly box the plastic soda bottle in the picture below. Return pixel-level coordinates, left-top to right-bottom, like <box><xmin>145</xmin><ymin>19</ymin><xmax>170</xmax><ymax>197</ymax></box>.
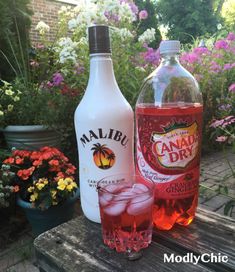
<box><xmin>135</xmin><ymin>40</ymin><xmax>203</xmax><ymax>230</ymax></box>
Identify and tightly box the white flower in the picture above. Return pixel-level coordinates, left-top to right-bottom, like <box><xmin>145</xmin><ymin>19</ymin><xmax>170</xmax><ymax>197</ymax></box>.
<box><xmin>7</xmin><ymin>105</ymin><xmax>13</xmax><ymax>112</ymax></box>
<box><xmin>68</xmin><ymin>18</ymin><xmax>78</xmax><ymax>30</ymax></box>
<box><xmin>56</xmin><ymin>38</ymin><xmax>78</xmax><ymax>64</ymax></box>
<box><xmin>35</xmin><ymin>21</ymin><xmax>50</xmax><ymax>35</ymax></box>
<box><xmin>60</xmin><ymin>6</ymin><xmax>69</xmax><ymax>13</ymax></box>
<box><xmin>58</xmin><ymin>5</ymin><xmax>73</xmax><ymax>17</ymax></box>
<box><xmin>138</xmin><ymin>28</ymin><xmax>156</xmax><ymax>44</ymax></box>
<box><xmin>100</xmin><ymin>0</ymin><xmax>136</xmax><ymax>23</ymax></box>
<box><xmin>135</xmin><ymin>66</ymin><xmax>146</xmax><ymax>73</ymax></box>
<box><xmin>79</xmin><ymin>37</ymin><xmax>88</xmax><ymax>46</ymax></box>
<box><xmin>118</xmin><ymin>2</ymin><xmax>136</xmax><ymax>22</ymax></box>
<box><xmin>5</xmin><ymin>89</ymin><xmax>14</xmax><ymax>96</ymax></box>
<box><xmin>13</xmin><ymin>96</ymin><xmax>20</xmax><ymax>102</ymax></box>
<box><xmin>113</xmin><ymin>27</ymin><xmax>133</xmax><ymax>41</ymax></box>
<box><xmin>0</xmin><ymin>110</ymin><xmax>4</xmax><ymax>116</ymax></box>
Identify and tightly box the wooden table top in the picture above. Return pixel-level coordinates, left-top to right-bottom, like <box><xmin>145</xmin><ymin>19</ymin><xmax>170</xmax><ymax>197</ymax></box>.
<box><xmin>34</xmin><ymin>207</ymin><xmax>235</xmax><ymax>272</ymax></box>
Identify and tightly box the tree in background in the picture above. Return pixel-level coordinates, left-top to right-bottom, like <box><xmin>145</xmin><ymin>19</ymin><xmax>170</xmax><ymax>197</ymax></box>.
<box><xmin>221</xmin><ymin>0</ymin><xmax>235</xmax><ymax>30</ymax></box>
<box><xmin>156</xmin><ymin>0</ymin><xmax>220</xmax><ymax>44</ymax></box>
<box><xmin>135</xmin><ymin>0</ymin><xmax>161</xmax><ymax>48</ymax></box>
<box><xmin>0</xmin><ymin>0</ymin><xmax>32</xmax><ymax>81</ymax></box>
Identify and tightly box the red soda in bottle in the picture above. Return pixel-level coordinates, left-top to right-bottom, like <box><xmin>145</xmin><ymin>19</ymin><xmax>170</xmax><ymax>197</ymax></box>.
<box><xmin>135</xmin><ymin>40</ymin><xmax>203</xmax><ymax>230</ymax></box>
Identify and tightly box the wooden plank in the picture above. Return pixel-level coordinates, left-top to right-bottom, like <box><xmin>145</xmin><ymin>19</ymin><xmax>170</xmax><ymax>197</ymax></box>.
<box><xmin>34</xmin><ymin>216</ymin><xmax>215</xmax><ymax>272</ymax></box>
<box><xmin>154</xmin><ymin>207</ymin><xmax>235</xmax><ymax>272</ymax></box>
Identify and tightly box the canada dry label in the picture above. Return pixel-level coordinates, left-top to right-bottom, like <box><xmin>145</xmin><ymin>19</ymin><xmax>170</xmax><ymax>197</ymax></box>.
<box><xmin>136</xmin><ymin>107</ymin><xmax>203</xmax><ymax>199</ymax></box>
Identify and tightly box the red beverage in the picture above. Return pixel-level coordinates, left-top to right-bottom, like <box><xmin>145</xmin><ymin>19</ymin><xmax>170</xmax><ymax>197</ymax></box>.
<box><xmin>98</xmin><ymin>178</ymin><xmax>154</xmax><ymax>253</ymax></box>
<box><xmin>135</xmin><ymin>40</ymin><xmax>203</xmax><ymax>230</ymax></box>
<box><xmin>136</xmin><ymin>104</ymin><xmax>203</xmax><ymax>230</ymax></box>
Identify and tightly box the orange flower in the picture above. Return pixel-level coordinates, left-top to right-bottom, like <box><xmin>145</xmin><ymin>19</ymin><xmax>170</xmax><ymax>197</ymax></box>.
<box><xmin>30</xmin><ymin>151</ymin><xmax>41</xmax><ymax>160</ymax></box>
<box><xmin>66</xmin><ymin>164</ymin><xmax>76</xmax><ymax>175</ymax></box>
<box><xmin>15</xmin><ymin>158</ymin><xmax>24</xmax><ymax>165</ymax></box>
<box><xmin>57</xmin><ymin>172</ymin><xmax>65</xmax><ymax>178</ymax></box>
<box><xmin>13</xmin><ymin>185</ymin><xmax>20</xmax><ymax>192</ymax></box>
<box><xmin>49</xmin><ymin>159</ymin><xmax>59</xmax><ymax>166</ymax></box>
<box><xmin>17</xmin><ymin>166</ymin><xmax>35</xmax><ymax>180</ymax></box>
<box><xmin>42</xmin><ymin>151</ymin><xmax>53</xmax><ymax>160</ymax></box>
<box><xmin>3</xmin><ymin>157</ymin><xmax>14</xmax><ymax>164</ymax></box>
<box><xmin>33</xmin><ymin>159</ymin><xmax>43</xmax><ymax>167</ymax></box>
<box><xmin>13</xmin><ymin>150</ymin><xmax>31</xmax><ymax>158</ymax></box>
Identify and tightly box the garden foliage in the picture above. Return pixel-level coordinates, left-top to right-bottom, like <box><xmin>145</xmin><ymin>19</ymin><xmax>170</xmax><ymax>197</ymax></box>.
<box><xmin>0</xmin><ymin>0</ymin><xmax>31</xmax><ymax>81</ymax></box>
<box><xmin>180</xmin><ymin>32</ymin><xmax>235</xmax><ymax>150</ymax></box>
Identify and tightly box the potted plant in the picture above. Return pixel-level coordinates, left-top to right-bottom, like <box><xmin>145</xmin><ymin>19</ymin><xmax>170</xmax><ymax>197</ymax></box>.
<box><xmin>0</xmin><ymin>76</ymin><xmax>80</xmax><ymax>150</ymax></box>
<box><xmin>3</xmin><ymin>146</ymin><xmax>79</xmax><ymax>236</ymax></box>
<box><xmin>0</xmin><ymin>19</ymin><xmax>81</xmax><ymax>151</ymax></box>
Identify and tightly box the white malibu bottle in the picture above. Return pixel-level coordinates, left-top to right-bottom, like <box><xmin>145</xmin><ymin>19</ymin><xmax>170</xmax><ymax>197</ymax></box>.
<box><xmin>74</xmin><ymin>25</ymin><xmax>134</xmax><ymax>223</ymax></box>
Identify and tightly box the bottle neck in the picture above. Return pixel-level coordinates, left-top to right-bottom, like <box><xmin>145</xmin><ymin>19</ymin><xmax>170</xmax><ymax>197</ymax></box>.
<box><xmin>88</xmin><ymin>54</ymin><xmax>115</xmax><ymax>85</ymax></box>
<box><xmin>160</xmin><ymin>53</ymin><xmax>180</xmax><ymax>66</ymax></box>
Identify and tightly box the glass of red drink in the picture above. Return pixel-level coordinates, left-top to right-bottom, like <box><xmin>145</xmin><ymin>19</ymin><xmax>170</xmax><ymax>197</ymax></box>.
<box><xmin>97</xmin><ymin>174</ymin><xmax>155</xmax><ymax>259</ymax></box>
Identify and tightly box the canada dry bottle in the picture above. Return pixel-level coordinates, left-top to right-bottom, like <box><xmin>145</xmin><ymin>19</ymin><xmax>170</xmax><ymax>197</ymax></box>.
<box><xmin>74</xmin><ymin>25</ymin><xmax>134</xmax><ymax>223</ymax></box>
<box><xmin>136</xmin><ymin>40</ymin><xmax>203</xmax><ymax>230</ymax></box>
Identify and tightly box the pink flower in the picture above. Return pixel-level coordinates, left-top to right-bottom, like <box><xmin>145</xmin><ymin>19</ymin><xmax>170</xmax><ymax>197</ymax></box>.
<box><xmin>226</xmin><ymin>32</ymin><xmax>235</xmax><ymax>41</ymax></box>
<box><xmin>46</xmin><ymin>81</ymin><xmax>53</xmax><ymax>88</ymax></box>
<box><xmin>139</xmin><ymin>10</ymin><xmax>148</xmax><ymax>20</ymax></box>
<box><xmin>224</xmin><ymin>115</ymin><xmax>235</xmax><ymax>121</ymax></box>
<box><xmin>52</xmin><ymin>72</ymin><xmax>64</xmax><ymax>86</ymax></box>
<box><xmin>213</xmin><ymin>53</ymin><xmax>223</xmax><ymax>59</ymax></box>
<box><xmin>193</xmin><ymin>47</ymin><xmax>209</xmax><ymax>55</ymax></box>
<box><xmin>30</xmin><ymin>60</ymin><xmax>39</xmax><ymax>67</ymax></box>
<box><xmin>35</xmin><ymin>43</ymin><xmax>45</xmax><ymax>49</ymax></box>
<box><xmin>229</xmin><ymin>83</ymin><xmax>235</xmax><ymax>93</ymax></box>
<box><xmin>216</xmin><ymin>136</ymin><xmax>228</xmax><ymax>142</ymax></box>
<box><xmin>210</xmin><ymin>119</ymin><xmax>224</xmax><ymax>128</ymax></box>
<box><xmin>104</xmin><ymin>11</ymin><xmax>120</xmax><ymax>22</ymax></box>
<box><xmin>74</xmin><ymin>64</ymin><xmax>85</xmax><ymax>75</ymax></box>
<box><xmin>141</xmin><ymin>47</ymin><xmax>160</xmax><ymax>66</ymax></box>
<box><xmin>180</xmin><ymin>52</ymin><xmax>200</xmax><ymax>64</ymax></box>
<box><xmin>219</xmin><ymin>104</ymin><xmax>232</xmax><ymax>111</ymax></box>
<box><xmin>223</xmin><ymin>63</ymin><xmax>233</xmax><ymax>71</ymax></box>
<box><xmin>120</xmin><ymin>0</ymin><xmax>138</xmax><ymax>15</ymax></box>
<box><xmin>214</xmin><ymin>40</ymin><xmax>229</xmax><ymax>50</ymax></box>
<box><xmin>221</xmin><ymin>116</ymin><xmax>235</xmax><ymax>128</ymax></box>
<box><xmin>210</xmin><ymin>61</ymin><xmax>221</xmax><ymax>73</ymax></box>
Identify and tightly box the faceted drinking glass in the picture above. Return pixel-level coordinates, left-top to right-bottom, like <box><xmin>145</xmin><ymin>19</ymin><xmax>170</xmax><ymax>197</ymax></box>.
<box><xmin>97</xmin><ymin>174</ymin><xmax>155</xmax><ymax>259</ymax></box>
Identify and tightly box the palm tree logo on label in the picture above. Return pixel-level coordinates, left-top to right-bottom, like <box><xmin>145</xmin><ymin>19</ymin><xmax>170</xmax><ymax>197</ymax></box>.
<box><xmin>91</xmin><ymin>143</ymin><xmax>116</xmax><ymax>170</ymax></box>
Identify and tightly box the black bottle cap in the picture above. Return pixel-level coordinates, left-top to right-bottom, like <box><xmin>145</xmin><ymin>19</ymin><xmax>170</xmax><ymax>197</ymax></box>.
<box><xmin>88</xmin><ymin>25</ymin><xmax>111</xmax><ymax>54</ymax></box>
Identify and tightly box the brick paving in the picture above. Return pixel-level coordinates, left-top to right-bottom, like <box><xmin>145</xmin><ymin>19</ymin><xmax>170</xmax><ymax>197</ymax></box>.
<box><xmin>0</xmin><ymin>149</ymin><xmax>234</xmax><ymax>271</ymax></box>
<box><xmin>199</xmin><ymin>149</ymin><xmax>235</xmax><ymax>218</ymax></box>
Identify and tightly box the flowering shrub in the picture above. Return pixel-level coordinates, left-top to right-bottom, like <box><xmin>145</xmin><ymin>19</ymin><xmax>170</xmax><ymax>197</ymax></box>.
<box><xmin>3</xmin><ymin>147</ymin><xmax>77</xmax><ymax>209</ymax></box>
<box><xmin>49</xmin><ymin>0</ymin><xmax>159</xmax><ymax>107</ymax></box>
<box><xmin>0</xmin><ymin>164</ymin><xmax>17</xmax><ymax>207</ymax></box>
<box><xmin>180</xmin><ymin>33</ymin><xmax>235</xmax><ymax>149</ymax></box>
